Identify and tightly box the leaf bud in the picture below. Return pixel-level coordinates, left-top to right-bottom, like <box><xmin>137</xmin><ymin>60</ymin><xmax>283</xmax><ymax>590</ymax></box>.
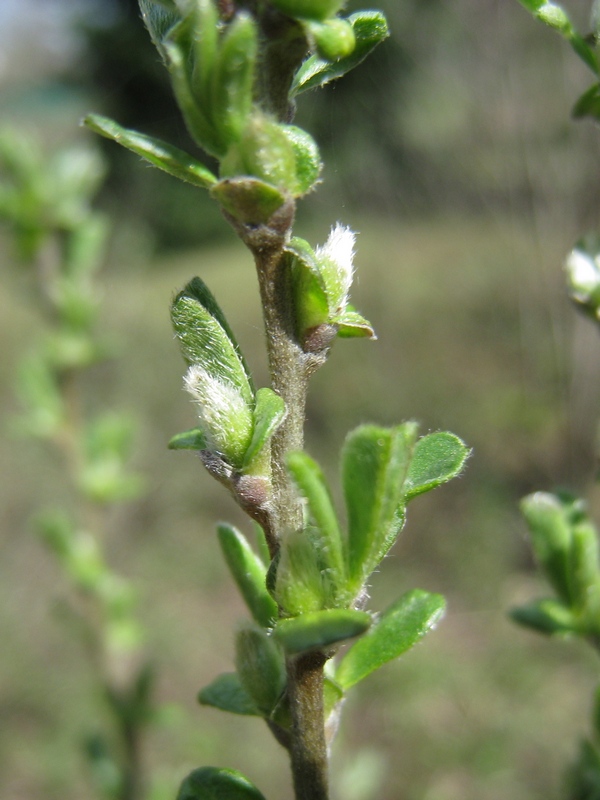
<box><xmin>220</xmin><ymin>114</ymin><xmax>297</xmax><ymax>194</ymax></box>
<box><xmin>306</xmin><ymin>18</ymin><xmax>356</xmax><ymax>61</ymax></box>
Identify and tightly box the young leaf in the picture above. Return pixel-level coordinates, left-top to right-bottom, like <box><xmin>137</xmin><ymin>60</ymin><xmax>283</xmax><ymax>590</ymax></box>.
<box><xmin>274</xmin><ymin>531</ymin><xmax>329</xmax><ymax>614</ymax></box>
<box><xmin>164</xmin><ymin>41</ymin><xmax>225</xmax><ymax>157</ymax></box>
<box><xmin>334</xmin><ymin>308</ymin><xmax>375</xmax><ymax>339</ymax></box>
<box><xmin>569</xmin><ymin>521</ymin><xmax>600</xmax><ymax>613</ymax></box>
<box><xmin>304</xmin><ymin>18</ymin><xmax>356</xmax><ymax>62</ymax></box>
<box><xmin>573</xmin><ymin>83</ymin><xmax>600</xmax><ymax>122</ymax></box>
<box><xmin>84</xmin><ymin>115</ymin><xmax>217</xmax><ymax>188</ymax></box>
<box><xmin>209</xmin><ymin>12</ymin><xmax>257</xmax><ymax>150</ymax></box>
<box><xmin>520</xmin><ymin>492</ymin><xmax>574</xmax><ymax>605</ymax></box>
<box><xmin>168</xmin><ymin>427</ymin><xmax>208</xmax><ymax>450</ymax></box>
<box><xmin>342</xmin><ymin>423</ymin><xmax>417</xmax><ymax>589</ymax></box>
<box><xmin>177</xmin><ymin>767</ymin><xmax>267</xmax><ymax>800</ymax></box>
<box><xmin>217</xmin><ymin>523</ymin><xmax>278</xmax><ymax>627</ymax></box>
<box><xmin>281</xmin><ymin>125</ymin><xmax>322</xmax><ymax>196</ymax></box>
<box><xmin>403</xmin><ymin>431</ymin><xmax>470</xmax><ymax>500</ymax></box>
<box><xmin>235</xmin><ymin>624</ymin><xmax>286</xmax><ymax>716</ymax></box>
<box><xmin>291</xmin><ymin>12</ymin><xmax>390</xmax><ymax>96</ymax></box>
<box><xmin>190</xmin><ymin>0</ymin><xmax>219</xmax><ymax>103</ymax></box>
<box><xmin>510</xmin><ymin>598</ymin><xmax>577</xmax><ymax>636</ymax></box>
<box><xmin>139</xmin><ymin>0</ymin><xmax>180</xmax><ymax>60</ymax></box>
<box><xmin>242</xmin><ymin>388</ymin><xmax>286</xmax><ymax>471</ymax></box>
<box><xmin>335</xmin><ymin>589</ymin><xmax>446</xmax><ymax>690</ymax></box>
<box><xmin>198</xmin><ymin>672</ymin><xmax>260</xmax><ymax>716</ymax></box>
<box><xmin>286</xmin><ymin>450</ymin><xmax>346</xmax><ymax>587</ymax></box>
<box><xmin>210</xmin><ymin>177</ymin><xmax>287</xmax><ymax>226</ymax></box>
<box><xmin>269</xmin><ymin>0</ymin><xmax>345</xmax><ymax>22</ymax></box>
<box><xmin>273</xmin><ymin>608</ymin><xmax>371</xmax><ymax>655</ymax></box>
<box><xmin>171</xmin><ymin>278</ymin><xmax>254</xmax><ymax>402</ymax></box>
<box><xmin>288</xmin><ymin>242</ymin><xmax>330</xmax><ymax>337</ymax></box>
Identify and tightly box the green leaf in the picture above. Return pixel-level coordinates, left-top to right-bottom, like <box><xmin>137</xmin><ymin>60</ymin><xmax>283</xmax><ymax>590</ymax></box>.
<box><xmin>217</xmin><ymin>523</ymin><xmax>278</xmax><ymax>627</ymax></box>
<box><xmin>342</xmin><ymin>423</ymin><xmax>417</xmax><ymax>590</ymax></box>
<box><xmin>243</xmin><ymin>388</ymin><xmax>286</xmax><ymax>470</ymax></box>
<box><xmin>190</xmin><ymin>0</ymin><xmax>219</xmax><ymax>103</ymax></box>
<box><xmin>273</xmin><ymin>609</ymin><xmax>371</xmax><ymax>655</ymax></box>
<box><xmin>569</xmin><ymin>521</ymin><xmax>600</xmax><ymax>614</ymax></box>
<box><xmin>168</xmin><ymin>427</ymin><xmax>208</xmax><ymax>450</ymax></box>
<box><xmin>171</xmin><ymin>277</ymin><xmax>254</xmax><ymax>403</ymax></box>
<box><xmin>177</xmin><ymin>767</ymin><xmax>267</xmax><ymax>800</ymax></box>
<box><xmin>220</xmin><ymin>114</ymin><xmax>297</xmax><ymax>193</ymax></box>
<box><xmin>323</xmin><ymin>675</ymin><xmax>344</xmax><ymax>717</ymax></box>
<box><xmin>286</xmin><ymin>451</ymin><xmax>346</xmax><ymax>590</ymax></box>
<box><xmin>84</xmin><ymin>115</ymin><xmax>217</xmax><ymax>188</ymax></box>
<box><xmin>334</xmin><ymin>308</ymin><xmax>375</xmax><ymax>339</ymax></box>
<box><xmin>210</xmin><ymin>177</ymin><xmax>287</xmax><ymax>225</ymax></box>
<box><xmin>520</xmin><ymin>492</ymin><xmax>574</xmax><ymax>604</ymax></box>
<box><xmin>335</xmin><ymin>589</ymin><xmax>446</xmax><ymax>690</ymax></box>
<box><xmin>139</xmin><ymin>0</ymin><xmax>181</xmax><ymax>61</ymax></box>
<box><xmin>305</xmin><ymin>18</ymin><xmax>356</xmax><ymax>62</ymax></box>
<box><xmin>235</xmin><ymin>624</ymin><xmax>286</xmax><ymax>716</ymax></box>
<box><xmin>281</xmin><ymin>125</ymin><xmax>322</xmax><ymax>196</ymax></box>
<box><xmin>510</xmin><ymin>598</ymin><xmax>577</xmax><ymax>636</ymax></box>
<box><xmin>573</xmin><ymin>83</ymin><xmax>600</xmax><ymax>121</ymax></box>
<box><xmin>164</xmin><ymin>41</ymin><xmax>224</xmax><ymax>157</ymax></box>
<box><xmin>209</xmin><ymin>12</ymin><xmax>257</xmax><ymax>150</ymax></box>
<box><xmin>291</xmin><ymin>12</ymin><xmax>390</xmax><ymax>95</ymax></box>
<box><xmin>403</xmin><ymin>432</ymin><xmax>470</xmax><ymax>500</ymax></box>
<box><xmin>269</xmin><ymin>0</ymin><xmax>344</xmax><ymax>21</ymax></box>
<box><xmin>515</xmin><ymin>0</ymin><xmax>545</xmax><ymax>11</ymax></box>
<box><xmin>274</xmin><ymin>531</ymin><xmax>329</xmax><ymax>614</ymax></box>
<box><xmin>198</xmin><ymin>673</ymin><xmax>260</xmax><ymax>716</ymax></box>
<box><xmin>288</xmin><ymin>240</ymin><xmax>330</xmax><ymax>337</ymax></box>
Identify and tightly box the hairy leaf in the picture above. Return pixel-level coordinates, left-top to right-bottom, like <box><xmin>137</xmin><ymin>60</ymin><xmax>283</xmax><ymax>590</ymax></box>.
<box><xmin>403</xmin><ymin>431</ymin><xmax>470</xmax><ymax>500</ymax></box>
<box><xmin>273</xmin><ymin>608</ymin><xmax>371</xmax><ymax>654</ymax></box>
<box><xmin>198</xmin><ymin>673</ymin><xmax>260</xmax><ymax>716</ymax></box>
<box><xmin>335</xmin><ymin>589</ymin><xmax>446</xmax><ymax>689</ymax></box>
<box><xmin>291</xmin><ymin>12</ymin><xmax>389</xmax><ymax>95</ymax></box>
<box><xmin>243</xmin><ymin>388</ymin><xmax>286</xmax><ymax>470</ymax></box>
<box><xmin>84</xmin><ymin>115</ymin><xmax>217</xmax><ymax>188</ymax></box>
<box><xmin>218</xmin><ymin>523</ymin><xmax>278</xmax><ymax>627</ymax></box>
<box><xmin>342</xmin><ymin>423</ymin><xmax>416</xmax><ymax>589</ymax></box>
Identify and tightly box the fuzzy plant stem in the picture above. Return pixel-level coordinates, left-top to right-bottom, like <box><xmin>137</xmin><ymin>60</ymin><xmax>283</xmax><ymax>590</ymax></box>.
<box><xmin>252</xmin><ymin>238</ymin><xmax>330</xmax><ymax>800</ymax></box>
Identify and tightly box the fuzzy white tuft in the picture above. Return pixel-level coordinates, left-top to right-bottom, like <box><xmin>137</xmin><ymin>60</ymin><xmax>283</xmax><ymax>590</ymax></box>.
<box><xmin>566</xmin><ymin>248</ymin><xmax>600</xmax><ymax>302</ymax></box>
<box><xmin>184</xmin><ymin>365</ymin><xmax>253</xmax><ymax>463</ymax></box>
<box><xmin>315</xmin><ymin>223</ymin><xmax>356</xmax><ymax>309</ymax></box>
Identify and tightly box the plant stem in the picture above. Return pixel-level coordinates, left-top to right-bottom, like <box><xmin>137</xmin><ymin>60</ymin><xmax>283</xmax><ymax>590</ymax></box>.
<box><xmin>287</xmin><ymin>652</ymin><xmax>329</xmax><ymax>800</ymax></box>
<box><xmin>252</xmin><ymin>239</ymin><xmax>329</xmax><ymax>800</ymax></box>
<box><xmin>253</xmin><ymin>242</ymin><xmax>307</xmax><ymax>543</ymax></box>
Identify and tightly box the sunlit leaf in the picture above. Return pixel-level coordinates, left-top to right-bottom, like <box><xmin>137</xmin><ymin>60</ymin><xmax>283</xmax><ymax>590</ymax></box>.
<box><xmin>217</xmin><ymin>523</ymin><xmax>278</xmax><ymax>627</ymax></box>
<box><xmin>403</xmin><ymin>431</ymin><xmax>470</xmax><ymax>500</ymax></box>
<box><xmin>291</xmin><ymin>12</ymin><xmax>389</xmax><ymax>95</ymax></box>
<box><xmin>273</xmin><ymin>608</ymin><xmax>371</xmax><ymax>654</ymax></box>
<box><xmin>335</xmin><ymin>589</ymin><xmax>445</xmax><ymax>690</ymax></box>
<box><xmin>84</xmin><ymin>114</ymin><xmax>217</xmax><ymax>188</ymax></box>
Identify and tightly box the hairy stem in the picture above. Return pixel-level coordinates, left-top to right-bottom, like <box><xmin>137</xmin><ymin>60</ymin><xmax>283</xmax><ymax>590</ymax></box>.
<box><xmin>287</xmin><ymin>652</ymin><xmax>329</xmax><ymax>800</ymax></box>
<box><xmin>251</xmin><ymin>238</ymin><xmax>329</xmax><ymax>800</ymax></box>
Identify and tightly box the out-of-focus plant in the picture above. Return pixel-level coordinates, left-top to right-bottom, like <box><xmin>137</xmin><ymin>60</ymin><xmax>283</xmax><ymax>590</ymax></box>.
<box><xmin>512</xmin><ymin>3</ymin><xmax>600</xmax><ymax>797</ymax></box>
<box><xmin>86</xmin><ymin>2</ymin><xmax>470</xmax><ymax>799</ymax></box>
<box><xmin>0</xmin><ymin>132</ymin><xmax>157</xmax><ymax>800</ymax></box>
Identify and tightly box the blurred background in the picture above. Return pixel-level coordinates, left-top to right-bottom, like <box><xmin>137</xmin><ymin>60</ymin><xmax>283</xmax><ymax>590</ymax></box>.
<box><xmin>3</xmin><ymin>1</ymin><xmax>600</xmax><ymax>799</ymax></box>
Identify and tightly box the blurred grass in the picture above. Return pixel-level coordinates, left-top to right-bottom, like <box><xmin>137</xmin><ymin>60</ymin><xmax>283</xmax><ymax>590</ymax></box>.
<box><xmin>3</xmin><ymin>212</ymin><xmax>600</xmax><ymax>800</ymax></box>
